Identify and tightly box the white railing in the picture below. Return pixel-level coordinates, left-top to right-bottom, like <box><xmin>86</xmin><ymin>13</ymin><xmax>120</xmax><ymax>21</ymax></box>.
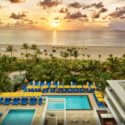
<box><xmin>106</xmin><ymin>87</ymin><xmax>125</xmax><ymax>119</ymax></box>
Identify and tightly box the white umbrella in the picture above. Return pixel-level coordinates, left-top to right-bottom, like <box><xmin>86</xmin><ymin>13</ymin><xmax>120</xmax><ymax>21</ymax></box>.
<box><xmin>51</xmin><ymin>81</ymin><xmax>53</xmax><ymax>85</ymax></box>
<box><xmin>44</xmin><ymin>81</ymin><xmax>47</xmax><ymax>85</ymax></box>
<box><xmin>71</xmin><ymin>81</ymin><xmax>73</xmax><ymax>85</ymax></box>
<box><xmin>87</xmin><ymin>82</ymin><xmax>89</xmax><ymax>86</ymax></box>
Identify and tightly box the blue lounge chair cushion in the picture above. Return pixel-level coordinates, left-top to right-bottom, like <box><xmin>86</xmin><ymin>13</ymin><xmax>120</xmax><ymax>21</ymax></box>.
<box><xmin>0</xmin><ymin>113</ymin><xmax>3</xmax><ymax>116</ymax></box>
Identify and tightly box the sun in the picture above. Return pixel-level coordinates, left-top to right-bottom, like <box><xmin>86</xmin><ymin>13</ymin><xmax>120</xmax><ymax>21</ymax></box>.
<box><xmin>52</xmin><ymin>22</ymin><xmax>58</xmax><ymax>27</ymax></box>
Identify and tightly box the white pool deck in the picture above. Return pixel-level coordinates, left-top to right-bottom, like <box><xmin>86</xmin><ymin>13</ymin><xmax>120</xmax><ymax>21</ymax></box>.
<box><xmin>0</xmin><ymin>93</ymin><xmax>98</xmax><ymax>125</ymax></box>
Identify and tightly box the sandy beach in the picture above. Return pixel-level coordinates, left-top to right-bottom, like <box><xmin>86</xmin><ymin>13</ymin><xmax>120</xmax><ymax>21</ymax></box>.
<box><xmin>0</xmin><ymin>44</ymin><xmax>125</xmax><ymax>61</ymax></box>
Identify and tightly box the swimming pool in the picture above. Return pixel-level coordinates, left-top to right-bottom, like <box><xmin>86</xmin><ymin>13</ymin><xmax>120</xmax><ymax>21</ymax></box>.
<box><xmin>1</xmin><ymin>109</ymin><xmax>35</xmax><ymax>125</ymax></box>
<box><xmin>48</xmin><ymin>101</ymin><xmax>64</xmax><ymax>109</ymax></box>
<box><xmin>43</xmin><ymin>96</ymin><xmax>91</xmax><ymax>110</ymax></box>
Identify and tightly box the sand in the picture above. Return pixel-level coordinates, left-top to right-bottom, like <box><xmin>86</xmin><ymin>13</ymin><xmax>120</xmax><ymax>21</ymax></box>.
<box><xmin>0</xmin><ymin>44</ymin><xmax>125</xmax><ymax>62</ymax></box>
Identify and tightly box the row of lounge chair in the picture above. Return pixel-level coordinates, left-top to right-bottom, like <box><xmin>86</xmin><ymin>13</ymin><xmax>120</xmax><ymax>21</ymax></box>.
<box><xmin>0</xmin><ymin>98</ymin><xmax>42</xmax><ymax>105</ymax></box>
<box><xmin>93</xmin><ymin>94</ymin><xmax>105</xmax><ymax>108</ymax></box>
<box><xmin>24</xmin><ymin>88</ymin><xmax>40</xmax><ymax>92</ymax></box>
<box><xmin>21</xmin><ymin>84</ymin><xmax>28</xmax><ymax>90</ymax></box>
<box><xmin>42</xmin><ymin>88</ymin><xmax>97</xmax><ymax>93</ymax></box>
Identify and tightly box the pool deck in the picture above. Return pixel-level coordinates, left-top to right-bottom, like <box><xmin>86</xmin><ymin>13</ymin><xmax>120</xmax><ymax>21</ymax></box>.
<box><xmin>0</xmin><ymin>93</ymin><xmax>98</xmax><ymax>125</ymax></box>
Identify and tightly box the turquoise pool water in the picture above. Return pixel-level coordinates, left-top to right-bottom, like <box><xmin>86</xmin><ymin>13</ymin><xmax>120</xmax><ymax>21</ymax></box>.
<box><xmin>1</xmin><ymin>110</ymin><xmax>35</xmax><ymax>125</ymax></box>
<box><xmin>43</xmin><ymin>96</ymin><xmax>91</xmax><ymax>110</ymax></box>
<box><xmin>48</xmin><ymin>101</ymin><xmax>64</xmax><ymax>109</ymax></box>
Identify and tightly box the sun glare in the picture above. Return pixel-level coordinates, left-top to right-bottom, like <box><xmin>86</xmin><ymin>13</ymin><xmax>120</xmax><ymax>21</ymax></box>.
<box><xmin>52</xmin><ymin>22</ymin><xmax>58</xmax><ymax>27</ymax></box>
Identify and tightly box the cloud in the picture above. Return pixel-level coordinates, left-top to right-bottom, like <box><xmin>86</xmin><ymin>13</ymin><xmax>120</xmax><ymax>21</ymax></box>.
<box><xmin>59</xmin><ymin>7</ymin><xmax>69</xmax><ymax>13</ymax></box>
<box><xmin>105</xmin><ymin>20</ymin><xmax>125</xmax><ymax>30</ymax></box>
<box><xmin>68</xmin><ymin>2</ymin><xmax>82</xmax><ymax>9</ymax></box>
<box><xmin>91</xmin><ymin>2</ymin><xmax>104</xmax><ymax>9</ymax></box>
<box><xmin>91</xmin><ymin>12</ymin><xmax>100</xmax><ymax>18</ymax></box>
<box><xmin>64</xmin><ymin>11</ymin><xmax>87</xmax><ymax>20</ymax></box>
<box><xmin>78</xmin><ymin>18</ymin><xmax>89</xmax><ymax>22</ymax></box>
<box><xmin>10</xmin><ymin>12</ymin><xmax>27</xmax><ymax>19</ymax></box>
<box><xmin>7</xmin><ymin>0</ymin><xmax>25</xmax><ymax>3</ymax></box>
<box><xmin>54</xmin><ymin>17</ymin><xmax>59</xmax><ymax>20</ymax></box>
<box><xmin>99</xmin><ymin>8</ymin><xmax>108</xmax><ymax>13</ymax></box>
<box><xmin>0</xmin><ymin>5</ymin><xmax>9</xmax><ymax>9</ymax></box>
<box><xmin>82</xmin><ymin>2</ymin><xmax>104</xmax><ymax>10</ymax></box>
<box><xmin>37</xmin><ymin>0</ymin><xmax>62</xmax><ymax>9</ymax></box>
<box><xmin>102</xmin><ymin>15</ymin><xmax>108</xmax><ymax>20</ymax></box>
<box><xmin>108</xmin><ymin>6</ymin><xmax>125</xmax><ymax>18</ymax></box>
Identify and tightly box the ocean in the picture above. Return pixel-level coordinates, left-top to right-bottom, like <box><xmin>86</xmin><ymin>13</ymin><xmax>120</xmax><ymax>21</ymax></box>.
<box><xmin>0</xmin><ymin>30</ymin><xmax>125</xmax><ymax>46</ymax></box>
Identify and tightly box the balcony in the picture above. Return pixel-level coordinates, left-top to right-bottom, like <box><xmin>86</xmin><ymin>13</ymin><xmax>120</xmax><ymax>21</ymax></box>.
<box><xmin>105</xmin><ymin>96</ymin><xmax>125</xmax><ymax>125</ymax></box>
<box><xmin>105</xmin><ymin>86</ymin><xmax>125</xmax><ymax>119</ymax></box>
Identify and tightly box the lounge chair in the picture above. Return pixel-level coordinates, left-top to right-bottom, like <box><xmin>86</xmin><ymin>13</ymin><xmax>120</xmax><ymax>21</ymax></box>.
<box><xmin>71</xmin><ymin>88</ymin><xmax>73</xmax><ymax>93</ymax></box>
<box><xmin>32</xmin><ymin>98</ymin><xmax>37</xmax><ymax>105</ymax></box>
<box><xmin>0</xmin><ymin>98</ymin><xmax>3</xmax><ymax>104</ymax></box>
<box><xmin>3</xmin><ymin>98</ymin><xmax>8</xmax><ymax>105</ymax></box>
<box><xmin>46</xmin><ymin>88</ymin><xmax>48</xmax><ymax>93</ymax></box>
<box><xmin>23</xmin><ymin>98</ymin><xmax>28</xmax><ymax>105</ymax></box>
<box><xmin>31</xmin><ymin>89</ymin><xmax>34</xmax><ymax>92</ymax></box>
<box><xmin>37</xmin><ymin>88</ymin><xmax>40</xmax><ymax>92</ymax></box>
<box><xmin>80</xmin><ymin>88</ymin><xmax>82</xmax><ymax>93</ymax></box>
<box><xmin>50</xmin><ymin>88</ymin><xmax>53</xmax><ymax>93</ymax></box>
<box><xmin>24</xmin><ymin>89</ymin><xmax>27</xmax><ymax>92</ymax></box>
<box><xmin>28</xmin><ymin>89</ymin><xmax>30</xmax><ymax>92</ymax></box>
<box><xmin>58</xmin><ymin>89</ymin><xmax>60</xmax><ymax>93</ymax></box>
<box><xmin>15</xmin><ymin>98</ymin><xmax>20</xmax><ymax>105</ymax></box>
<box><xmin>43</xmin><ymin>89</ymin><xmax>45</xmax><ymax>93</ymax></box>
<box><xmin>0</xmin><ymin>113</ymin><xmax>3</xmax><ymax>116</ymax></box>
<box><xmin>68</xmin><ymin>89</ymin><xmax>70</xmax><ymax>93</ymax></box>
<box><xmin>62</xmin><ymin>89</ymin><xmax>64</xmax><ymax>93</ymax></box>
<box><xmin>53</xmin><ymin>88</ymin><xmax>56</xmax><ymax>93</ymax></box>
<box><xmin>12</xmin><ymin>98</ymin><xmax>16</xmax><ymax>105</ymax></box>
<box><xmin>77</xmin><ymin>89</ymin><xmax>79</xmax><ymax>93</ymax></box>
<box><xmin>6</xmin><ymin>98</ymin><xmax>11</xmax><ymax>105</ymax></box>
<box><xmin>38</xmin><ymin>98</ymin><xmax>42</xmax><ymax>105</ymax></box>
<box><xmin>86</xmin><ymin>89</ymin><xmax>89</xmax><ymax>92</ymax></box>
<box><xmin>29</xmin><ymin>98</ymin><xmax>34</xmax><ymax>105</ymax></box>
<box><xmin>83</xmin><ymin>88</ymin><xmax>85</xmax><ymax>92</ymax></box>
<box><xmin>34</xmin><ymin>89</ymin><xmax>37</xmax><ymax>92</ymax></box>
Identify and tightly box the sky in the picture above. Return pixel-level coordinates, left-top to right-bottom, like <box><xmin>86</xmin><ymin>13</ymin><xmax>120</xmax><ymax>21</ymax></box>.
<box><xmin>0</xmin><ymin>0</ymin><xmax>125</xmax><ymax>30</ymax></box>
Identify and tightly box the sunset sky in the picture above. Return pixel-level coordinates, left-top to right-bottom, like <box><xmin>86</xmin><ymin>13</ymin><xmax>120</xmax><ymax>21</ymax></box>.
<box><xmin>0</xmin><ymin>0</ymin><xmax>125</xmax><ymax>30</ymax></box>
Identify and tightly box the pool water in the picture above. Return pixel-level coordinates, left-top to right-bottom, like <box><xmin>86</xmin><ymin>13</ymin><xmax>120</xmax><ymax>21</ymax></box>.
<box><xmin>48</xmin><ymin>101</ymin><xmax>64</xmax><ymax>109</ymax></box>
<box><xmin>43</xmin><ymin>96</ymin><xmax>91</xmax><ymax>110</ymax></box>
<box><xmin>1</xmin><ymin>110</ymin><xmax>35</xmax><ymax>125</ymax></box>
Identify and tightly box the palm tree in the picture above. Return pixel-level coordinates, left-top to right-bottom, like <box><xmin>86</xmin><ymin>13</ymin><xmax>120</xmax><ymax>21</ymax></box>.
<box><xmin>49</xmin><ymin>53</ymin><xmax>53</xmax><ymax>58</ymax></box>
<box><xmin>87</xmin><ymin>54</ymin><xmax>90</xmax><ymax>60</ymax></box>
<box><xmin>82</xmin><ymin>53</ymin><xmax>85</xmax><ymax>60</ymax></box>
<box><xmin>30</xmin><ymin>44</ymin><xmax>38</xmax><ymax>55</ymax></box>
<box><xmin>21</xmin><ymin>43</ymin><xmax>29</xmax><ymax>54</ymax></box>
<box><xmin>98</xmin><ymin>54</ymin><xmax>101</xmax><ymax>61</ymax></box>
<box><xmin>97</xmin><ymin>72</ymin><xmax>112</xmax><ymax>92</ymax></box>
<box><xmin>25</xmin><ymin>53</ymin><xmax>30</xmax><ymax>63</ymax></box>
<box><xmin>78</xmin><ymin>71</ymin><xmax>94</xmax><ymax>84</ymax></box>
<box><xmin>21</xmin><ymin>53</ymin><xmax>24</xmax><ymax>60</ymax></box>
<box><xmin>67</xmin><ymin>48</ymin><xmax>74</xmax><ymax>63</ymax></box>
<box><xmin>6</xmin><ymin>45</ymin><xmax>17</xmax><ymax>57</ymax></box>
<box><xmin>0</xmin><ymin>70</ymin><xmax>11</xmax><ymax>92</ymax></box>
<box><xmin>36</xmin><ymin>49</ymin><xmax>42</xmax><ymax>58</ymax></box>
<box><xmin>45</xmin><ymin>52</ymin><xmax>48</xmax><ymax>58</ymax></box>
<box><xmin>63</xmin><ymin>52</ymin><xmax>69</xmax><ymax>59</ymax></box>
<box><xmin>72</xmin><ymin>50</ymin><xmax>80</xmax><ymax>62</ymax></box>
<box><xmin>109</xmin><ymin>54</ymin><xmax>113</xmax><ymax>58</ymax></box>
<box><xmin>53</xmin><ymin>67</ymin><xmax>70</xmax><ymax>84</ymax></box>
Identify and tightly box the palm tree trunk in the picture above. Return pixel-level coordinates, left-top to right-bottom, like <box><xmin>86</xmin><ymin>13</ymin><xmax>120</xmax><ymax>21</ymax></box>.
<box><xmin>11</xmin><ymin>51</ymin><xmax>12</xmax><ymax>57</ymax></box>
<box><xmin>26</xmin><ymin>49</ymin><xmax>27</xmax><ymax>54</ymax></box>
<box><xmin>70</xmin><ymin>54</ymin><xmax>71</xmax><ymax>63</ymax></box>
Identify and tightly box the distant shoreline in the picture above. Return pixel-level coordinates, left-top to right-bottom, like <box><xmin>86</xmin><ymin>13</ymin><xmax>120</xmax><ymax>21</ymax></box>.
<box><xmin>0</xmin><ymin>44</ymin><xmax>125</xmax><ymax>62</ymax></box>
<box><xmin>0</xmin><ymin>44</ymin><xmax>125</xmax><ymax>47</ymax></box>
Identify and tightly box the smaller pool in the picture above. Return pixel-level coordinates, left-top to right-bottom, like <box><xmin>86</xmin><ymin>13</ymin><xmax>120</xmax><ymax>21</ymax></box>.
<box><xmin>1</xmin><ymin>109</ymin><xmax>35</xmax><ymax>125</ymax></box>
<box><xmin>48</xmin><ymin>101</ymin><xmax>64</xmax><ymax>109</ymax></box>
<box><xmin>42</xmin><ymin>96</ymin><xmax>91</xmax><ymax>110</ymax></box>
